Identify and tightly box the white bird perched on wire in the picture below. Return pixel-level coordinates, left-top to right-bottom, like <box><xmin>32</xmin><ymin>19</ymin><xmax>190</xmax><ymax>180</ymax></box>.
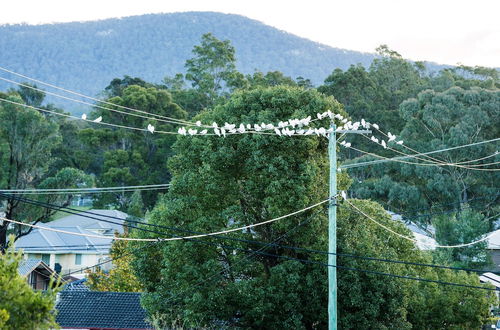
<box><xmin>188</xmin><ymin>128</ymin><xmax>197</xmax><ymax>135</ymax></box>
<box><xmin>372</xmin><ymin>123</ymin><xmax>379</xmax><ymax>130</ymax></box>
<box><xmin>147</xmin><ymin>124</ymin><xmax>155</xmax><ymax>133</ymax></box>
<box><xmin>81</xmin><ymin>114</ymin><xmax>87</xmax><ymax>120</ymax></box>
<box><xmin>93</xmin><ymin>116</ymin><xmax>102</xmax><ymax>123</ymax></box>
<box><xmin>381</xmin><ymin>140</ymin><xmax>387</xmax><ymax>149</ymax></box>
<box><xmin>396</xmin><ymin>140</ymin><xmax>404</xmax><ymax>145</ymax></box>
<box><xmin>196</xmin><ymin>121</ymin><xmax>202</xmax><ymax>127</ymax></box>
<box><xmin>371</xmin><ymin>136</ymin><xmax>379</xmax><ymax>144</ymax></box>
<box><xmin>341</xmin><ymin>191</ymin><xmax>347</xmax><ymax>200</ymax></box>
<box><xmin>178</xmin><ymin>127</ymin><xmax>187</xmax><ymax>135</ymax></box>
<box><xmin>199</xmin><ymin>129</ymin><xmax>208</xmax><ymax>135</ymax></box>
<box><xmin>387</xmin><ymin>132</ymin><xmax>396</xmax><ymax>141</ymax></box>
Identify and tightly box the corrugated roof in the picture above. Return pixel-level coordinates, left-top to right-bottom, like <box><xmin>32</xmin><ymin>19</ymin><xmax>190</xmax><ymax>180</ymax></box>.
<box><xmin>56</xmin><ymin>291</ymin><xmax>152</xmax><ymax>329</ymax></box>
<box><xmin>18</xmin><ymin>258</ymin><xmax>45</xmax><ymax>276</ymax></box>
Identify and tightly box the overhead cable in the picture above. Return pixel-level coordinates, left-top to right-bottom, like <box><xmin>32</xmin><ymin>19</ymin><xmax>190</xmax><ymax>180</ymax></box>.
<box><xmin>340</xmin><ymin>138</ymin><xmax>500</xmax><ymax>169</ymax></box>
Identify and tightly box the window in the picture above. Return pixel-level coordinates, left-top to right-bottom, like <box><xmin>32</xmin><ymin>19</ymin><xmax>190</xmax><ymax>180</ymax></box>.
<box><xmin>41</xmin><ymin>254</ymin><xmax>50</xmax><ymax>264</ymax></box>
<box><xmin>75</xmin><ymin>254</ymin><xmax>82</xmax><ymax>265</ymax></box>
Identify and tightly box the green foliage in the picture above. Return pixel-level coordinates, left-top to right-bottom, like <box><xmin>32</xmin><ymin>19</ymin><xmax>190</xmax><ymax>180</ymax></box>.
<box><xmin>349</xmin><ymin>86</ymin><xmax>499</xmax><ymax>225</ymax></box>
<box><xmin>16</xmin><ymin>82</ymin><xmax>46</xmax><ymax>107</ymax></box>
<box><xmin>0</xmin><ymin>92</ymin><xmax>91</xmax><ymax>248</ymax></box>
<box><xmin>433</xmin><ymin>209</ymin><xmax>492</xmax><ymax>269</ymax></box>
<box><xmin>130</xmin><ymin>86</ymin><xmax>493</xmax><ymax>328</ymax></box>
<box><xmin>132</xmin><ymin>86</ymin><xmax>345</xmax><ymax>328</ymax></box>
<box><xmin>0</xmin><ymin>238</ymin><xmax>59</xmax><ymax>329</ymax></box>
<box><xmin>184</xmin><ymin>33</ymin><xmax>244</xmax><ymax>105</ymax></box>
<box><xmin>83</xmin><ymin>84</ymin><xmax>187</xmax><ymax>210</ymax></box>
<box><xmin>86</xmin><ymin>235</ymin><xmax>143</xmax><ymax>292</ymax></box>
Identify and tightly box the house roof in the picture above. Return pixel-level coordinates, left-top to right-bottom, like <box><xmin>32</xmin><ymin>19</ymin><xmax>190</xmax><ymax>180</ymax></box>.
<box><xmin>56</xmin><ymin>291</ymin><xmax>152</xmax><ymax>329</ymax></box>
<box><xmin>15</xmin><ymin>210</ymin><xmax>128</xmax><ymax>254</ymax></box>
<box><xmin>388</xmin><ymin>211</ymin><xmax>437</xmax><ymax>250</ymax></box>
<box><xmin>487</xmin><ymin>230</ymin><xmax>500</xmax><ymax>249</ymax></box>
<box><xmin>18</xmin><ymin>258</ymin><xmax>50</xmax><ymax>276</ymax></box>
<box><xmin>63</xmin><ymin>278</ymin><xmax>90</xmax><ymax>291</ymax></box>
<box><xmin>480</xmin><ymin>272</ymin><xmax>500</xmax><ymax>289</ymax></box>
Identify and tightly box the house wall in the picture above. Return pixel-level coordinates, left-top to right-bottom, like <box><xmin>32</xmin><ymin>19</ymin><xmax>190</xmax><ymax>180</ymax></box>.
<box><xmin>27</xmin><ymin>272</ymin><xmax>49</xmax><ymax>290</ymax></box>
<box><xmin>489</xmin><ymin>250</ymin><xmax>500</xmax><ymax>271</ymax></box>
<box><xmin>26</xmin><ymin>253</ymin><xmax>110</xmax><ymax>275</ymax></box>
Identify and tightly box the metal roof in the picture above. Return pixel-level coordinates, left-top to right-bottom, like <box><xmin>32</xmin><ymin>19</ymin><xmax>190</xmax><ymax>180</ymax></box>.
<box><xmin>18</xmin><ymin>258</ymin><xmax>54</xmax><ymax>276</ymax></box>
<box><xmin>15</xmin><ymin>210</ymin><xmax>127</xmax><ymax>254</ymax></box>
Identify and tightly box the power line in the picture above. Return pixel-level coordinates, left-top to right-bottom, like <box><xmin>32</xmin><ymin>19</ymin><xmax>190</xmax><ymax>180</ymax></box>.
<box><xmin>344</xmin><ymin>199</ymin><xmax>496</xmax><ymax>249</ymax></box>
<box><xmin>0</xmin><ymin>76</ymin><xmax>195</xmax><ymax>127</ymax></box>
<box><xmin>343</xmin><ymin>143</ymin><xmax>500</xmax><ymax>171</ymax></box>
<box><xmin>9</xmin><ymin>192</ymin><xmax>500</xmax><ymax>275</ymax></box>
<box><xmin>0</xmin><ymin>183</ymin><xmax>170</xmax><ymax>193</ymax></box>
<box><xmin>0</xmin><ymin>199</ymin><xmax>329</xmax><ymax>242</ymax></box>
<box><xmin>1</xmin><ymin>187</ymin><xmax>169</xmax><ymax>195</ymax></box>
<box><xmin>340</xmin><ymin>138</ymin><xmax>500</xmax><ymax>169</ymax></box>
<box><xmin>12</xmin><ymin>196</ymin><xmax>496</xmax><ymax>292</ymax></box>
<box><xmin>0</xmin><ymin>66</ymin><xmax>195</xmax><ymax>126</ymax></box>
<box><xmin>0</xmin><ymin>97</ymin><xmax>179</xmax><ymax>135</ymax></box>
<box><xmin>371</xmin><ymin>125</ymin><xmax>499</xmax><ymax>168</ymax></box>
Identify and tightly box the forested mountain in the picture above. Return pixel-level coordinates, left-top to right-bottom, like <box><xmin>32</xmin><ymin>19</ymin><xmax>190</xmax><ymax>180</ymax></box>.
<box><xmin>0</xmin><ymin>12</ymin><xmax>381</xmax><ymax>112</ymax></box>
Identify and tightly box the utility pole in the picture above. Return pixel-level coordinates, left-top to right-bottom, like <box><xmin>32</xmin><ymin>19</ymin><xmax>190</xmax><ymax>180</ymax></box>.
<box><xmin>328</xmin><ymin>123</ymin><xmax>371</xmax><ymax>330</ymax></box>
<box><xmin>328</xmin><ymin>123</ymin><xmax>337</xmax><ymax>330</ymax></box>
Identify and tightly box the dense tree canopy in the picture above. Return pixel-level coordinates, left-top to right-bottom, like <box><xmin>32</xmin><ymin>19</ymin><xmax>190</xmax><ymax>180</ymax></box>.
<box><xmin>130</xmin><ymin>86</ymin><xmax>494</xmax><ymax>328</ymax></box>
<box><xmin>132</xmin><ymin>86</ymin><xmax>345</xmax><ymax>328</ymax></box>
<box><xmin>0</xmin><ymin>92</ymin><xmax>91</xmax><ymax>249</ymax></box>
<box><xmin>80</xmin><ymin>84</ymin><xmax>187</xmax><ymax>210</ymax></box>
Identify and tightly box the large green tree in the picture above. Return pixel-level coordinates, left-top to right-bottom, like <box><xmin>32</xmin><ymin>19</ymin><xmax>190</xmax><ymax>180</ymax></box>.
<box><xmin>132</xmin><ymin>86</ymin><xmax>345</xmax><ymax>328</ymax></box>
<box><xmin>0</xmin><ymin>93</ymin><xmax>91</xmax><ymax>249</ymax></box>
<box><xmin>350</xmin><ymin>86</ymin><xmax>499</xmax><ymax>224</ymax></box>
<box><xmin>131</xmin><ymin>86</ymin><xmax>493</xmax><ymax>328</ymax></box>
<box><xmin>81</xmin><ymin>84</ymin><xmax>187</xmax><ymax>210</ymax></box>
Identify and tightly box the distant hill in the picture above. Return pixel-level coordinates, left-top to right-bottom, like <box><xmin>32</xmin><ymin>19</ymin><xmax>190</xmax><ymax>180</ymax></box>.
<box><xmin>0</xmin><ymin>12</ymin><xmax>382</xmax><ymax>113</ymax></box>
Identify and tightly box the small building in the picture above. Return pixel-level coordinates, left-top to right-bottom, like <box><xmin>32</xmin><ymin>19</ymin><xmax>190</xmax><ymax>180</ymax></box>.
<box><xmin>486</xmin><ymin>230</ymin><xmax>500</xmax><ymax>271</ymax></box>
<box><xmin>15</xmin><ymin>210</ymin><xmax>128</xmax><ymax>276</ymax></box>
<box><xmin>18</xmin><ymin>259</ymin><xmax>60</xmax><ymax>290</ymax></box>
<box><xmin>388</xmin><ymin>211</ymin><xmax>437</xmax><ymax>250</ymax></box>
<box><xmin>56</xmin><ymin>291</ymin><xmax>152</xmax><ymax>329</ymax></box>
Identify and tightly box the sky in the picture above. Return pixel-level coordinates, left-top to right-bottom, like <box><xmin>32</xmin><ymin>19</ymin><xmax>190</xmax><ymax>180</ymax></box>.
<box><xmin>0</xmin><ymin>0</ymin><xmax>499</xmax><ymax>67</ymax></box>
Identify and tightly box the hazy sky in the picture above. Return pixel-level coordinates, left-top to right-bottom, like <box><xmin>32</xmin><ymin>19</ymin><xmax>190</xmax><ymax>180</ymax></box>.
<box><xmin>1</xmin><ymin>0</ymin><xmax>498</xmax><ymax>67</ymax></box>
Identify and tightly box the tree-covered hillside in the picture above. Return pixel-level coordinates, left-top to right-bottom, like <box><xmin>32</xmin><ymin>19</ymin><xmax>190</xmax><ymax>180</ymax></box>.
<box><xmin>0</xmin><ymin>12</ymin><xmax>379</xmax><ymax>113</ymax></box>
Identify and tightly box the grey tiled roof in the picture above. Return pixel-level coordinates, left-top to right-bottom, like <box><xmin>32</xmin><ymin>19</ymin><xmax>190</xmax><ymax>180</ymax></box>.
<box><xmin>63</xmin><ymin>278</ymin><xmax>90</xmax><ymax>291</ymax></box>
<box><xmin>56</xmin><ymin>291</ymin><xmax>152</xmax><ymax>329</ymax></box>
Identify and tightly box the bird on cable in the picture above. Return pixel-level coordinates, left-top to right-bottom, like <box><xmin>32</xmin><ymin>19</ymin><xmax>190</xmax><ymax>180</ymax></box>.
<box><xmin>93</xmin><ymin>116</ymin><xmax>102</xmax><ymax>123</ymax></box>
<box><xmin>81</xmin><ymin>114</ymin><xmax>87</xmax><ymax>120</ymax></box>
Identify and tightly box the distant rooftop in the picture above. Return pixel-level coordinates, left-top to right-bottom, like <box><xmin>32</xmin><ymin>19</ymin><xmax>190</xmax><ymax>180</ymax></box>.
<box><xmin>15</xmin><ymin>210</ymin><xmax>128</xmax><ymax>254</ymax></box>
